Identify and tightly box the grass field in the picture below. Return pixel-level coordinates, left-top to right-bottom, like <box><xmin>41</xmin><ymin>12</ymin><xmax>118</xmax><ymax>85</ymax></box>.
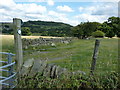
<box><xmin>1</xmin><ymin>35</ymin><xmax>64</xmax><ymax>53</ymax></box>
<box><xmin>1</xmin><ymin>35</ymin><xmax>118</xmax><ymax>77</ymax></box>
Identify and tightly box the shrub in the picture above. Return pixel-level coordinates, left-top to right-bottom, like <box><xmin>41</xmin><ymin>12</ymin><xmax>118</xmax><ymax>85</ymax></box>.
<box><xmin>17</xmin><ymin>72</ymin><xmax>119</xmax><ymax>89</ymax></box>
<box><xmin>105</xmin><ymin>30</ymin><xmax>115</xmax><ymax>38</ymax></box>
<box><xmin>117</xmin><ymin>32</ymin><xmax>120</xmax><ymax>37</ymax></box>
<box><xmin>22</xmin><ymin>27</ymin><xmax>32</xmax><ymax>36</ymax></box>
<box><xmin>92</xmin><ymin>30</ymin><xmax>105</xmax><ymax>38</ymax></box>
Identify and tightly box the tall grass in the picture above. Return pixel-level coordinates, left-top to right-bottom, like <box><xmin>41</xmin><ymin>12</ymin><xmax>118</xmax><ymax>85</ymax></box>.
<box><xmin>1</xmin><ymin>35</ymin><xmax>118</xmax><ymax>76</ymax></box>
<box><xmin>1</xmin><ymin>35</ymin><xmax>119</xmax><ymax>88</ymax></box>
<box><xmin>47</xmin><ymin>38</ymin><xmax>118</xmax><ymax>76</ymax></box>
<box><xmin>1</xmin><ymin>35</ymin><xmax>14</xmax><ymax>53</ymax></box>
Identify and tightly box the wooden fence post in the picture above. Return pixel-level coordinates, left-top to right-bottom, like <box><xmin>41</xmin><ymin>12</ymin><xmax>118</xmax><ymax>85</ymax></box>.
<box><xmin>13</xmin><ymin>18</ymin><xmax>23</xmax><ymax>73</ymax></box>
<box><xmin>90</xmin><ymin>39</ymin><xmax>100</xmax><ymax>75</ymax></box>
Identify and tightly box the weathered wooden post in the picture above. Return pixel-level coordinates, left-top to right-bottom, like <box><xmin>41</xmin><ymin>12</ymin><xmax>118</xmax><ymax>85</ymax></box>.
<box><xmin>13</xmin><ymin>18</ymin><xmax>23</xmax><ymax>73</ymax></box>
<box><xmin>90</xmin><ymin>39</ymin><xmax>100</xmax><ymax>75</ymax></box>
<box><xmin>118</xmin><ymin>1</ymin><xmax>120</xmax><ymax>84</ymax></box>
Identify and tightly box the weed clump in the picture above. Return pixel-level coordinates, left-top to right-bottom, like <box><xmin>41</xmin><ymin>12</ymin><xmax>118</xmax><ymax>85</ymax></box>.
<box><xmin>17</xmin><ymin>72</ymin><xmax>119</xmax><ymax>89</ymax></box>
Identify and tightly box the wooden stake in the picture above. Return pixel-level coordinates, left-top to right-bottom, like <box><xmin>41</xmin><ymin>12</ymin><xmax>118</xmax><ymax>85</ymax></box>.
<box><xmin>90</xmin><ymin>39</ymin><xmax>100</xmax><ymax>75</ymax></box>
<box><xmin>13</xmin><ymin>18</ymin><xmax>23</xmax><ymax>73</ymax></box>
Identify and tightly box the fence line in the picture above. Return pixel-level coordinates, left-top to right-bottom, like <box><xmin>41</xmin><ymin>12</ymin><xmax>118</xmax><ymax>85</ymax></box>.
<box><xmin>0</xmin><ymin>52</ymin><xmax>16</xmax><ymax>89</ymax></box>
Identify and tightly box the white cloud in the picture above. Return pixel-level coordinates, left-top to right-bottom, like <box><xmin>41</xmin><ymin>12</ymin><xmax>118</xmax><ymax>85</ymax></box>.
<box><xmin>47</xmin><ymin>0</ymin><xmax>54</xmax><ymax>6</ymax></box>
<box><xmin>91</xmin><ymin>3</ymin><xmax>118</xmax><ymax>16</ymax></box>
<box><xmin>48</xmin><ymin>11</ymin><xmax>66</xmax><ymax>17</ymax></box>
<box><xmin>17</xmin><ymin>3</ymin><xmax>47</xmax><ymax>14</ymax></box>
<box><xmin>78</xmin><ymin>3</ymin><xmax>118</xmax><ymax>16</ymax></box>
<box><xmin>14</xmin><ymin>0</ymin><xmax>119</xmax><ymax>2</ymax></box>
<box><xmin>0</xmin><ymin>0</ymin><xmax>118</xmax><ymax>26</ymax></box>
<box><xmin>0</xmin><ymin>0</ymin><xmax>16</xmax><ymax>7</ymax></box>
<box><xmin>0</xmin><ymin>0</ymin><xmax>47</xmax><ymax>22</ymax></box>
<box><xmin>75</xmin><ymin>14</ymin><xmax>109</xmax><ymax>23</ymax></box>
<box><xmin>57</xmin><ymin>5</ymin><xmax>74</xmax><ymax>12</ymax></box>
<box><xmin>79</xmin><ymin>7</ymin><xmax>84</xmax><ymax>12</ymax></box>
<box><xmin>48</xmin><ymin>11</ymin><xmax>68</xmax><ymax>23</ymax></box>
<box><xmin>48</xmin><ymin>11</ymin><xmax>79</xmax><ymax>25</ymax></box>
<box><xmin>91</xmin><ymin>0</ymin><xmax>119</xmax><ymax>2</ymax></box>
<box><xmin>75</xmin><ymin>2</ymin><xmax>118</xmax><ymax>23</ymax></box>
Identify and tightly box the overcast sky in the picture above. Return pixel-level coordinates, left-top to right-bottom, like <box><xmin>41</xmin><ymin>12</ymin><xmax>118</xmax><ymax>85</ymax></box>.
<box><xmin>0</xmin><ymin>0</ymin><xmax>119</xmax><ymax>26</ymax></box>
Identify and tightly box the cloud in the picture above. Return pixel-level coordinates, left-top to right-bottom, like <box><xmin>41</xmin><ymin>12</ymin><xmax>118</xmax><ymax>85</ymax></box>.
<box><xmin>17</xmin><ymin>3</ymin><xmax>47</xmax><ymax>14</ymax></box>
<box><xmin>14</xmin><ymin>0</ymin><xmax>119</xmax><ymax>2</ymax></box>
<box><xmin>91</xmin><ymin>3</ymin><xmax>118</xmax><ymax>16</ymax></box>
<box><xmin>0</xmin><ymin>0</ymin><xmax>47</xmax><ymax>22</ymax></box>
<box><xmin>57</xmin><ymin>5</ymin><xmax>74</xmax><ymax>12</ymax></box>
<box><xmin>79</xmin><ymin>7</ymin><xmax>84</xmax><ymax>12</ymax></box>
<box><xmin>75</xmin><ymin>14</ymin><xmax>109</xmax><ymax>23</ymax></box>
<box><xmin>78</xmin><ymin>3</ymin><xmax>118</xmax><ymax>16</ymax></box>
<box><xmin>48</xmin><ymin>11</ymin><xmax>68</xmax><ymax>23</ymax></box>
<box><xmin>0</xmin><ymin>0</ymin><xmax>118</xmax><ymax>26</ymax></box>
<box><xmin>0</xmin><ymin>0</ymin><xmax>16</xmax><ymax>11</ymax></box>
<box><xmin>48</xmin><ymin>10</ymin><xmax>79</xmax><ymax>25</ymax></box>
<box><xmin>91</xmin><ymin>0</ymin><xmax>119</xmax><ymax>2</ymax></box>
<box><xmin>47</xmin><ymin>0</ymin><xmax>54</xmax><ymax>6</ymax></box>
<box><xmin>76</xmin><ymin>2</ymin><xmax>118</xmax><ymax>23</ymax></box>
<box><xmin>48</xmin><ymin>11</ymin><xmax>66</xmax><ymax>17</ymax></box>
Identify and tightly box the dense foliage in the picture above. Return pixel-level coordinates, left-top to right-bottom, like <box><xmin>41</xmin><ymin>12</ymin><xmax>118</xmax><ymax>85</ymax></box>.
<box><xmin>2</xmin><ymin>24</ymin><xmax>13</xmax><ymax>34</ymax></box>
<box><xmin>92</xmin><ymin>30</ymin><xmax>105</xmax><ymax>38</ymax></box>
<box><xmin>22</xmin><ymin>20</ymin><xmax>73</xmax><ymax>37</ymax></box>
<box><xmin>72</xmin><ymin>22</ymin><xmax>100</xmax><ymax>39</ymax></box>
<box><xmin>72</xmin><ymin>16</ymin><xmax>120</xmax><ymax>38</ymax></box>
<box><xmin>21</xmin><ymin>27</ymin><xmax>32</xmax><ymax>36</ymax></box>
<box><xmin>2</xmin><ymin>16</ymin><xmax>120</xmax><ymax>38</ymax></box>
<box><xmin>17</xmin><ymin>72</ymin><xmax>119</xmax><ymax>89</ymax></box>
<box><xmin>98</xmin><ymin>17</ymin><xmax>120</xmax><ymax>38</ymax></box>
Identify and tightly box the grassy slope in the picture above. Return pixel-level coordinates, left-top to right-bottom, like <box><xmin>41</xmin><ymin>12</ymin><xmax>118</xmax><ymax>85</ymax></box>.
<box><xmin>47</xmin><ymin>38</ymin><xmax>118</xmax><ymax>76</ymax></box>
<box><xmin>1</xmin><ymin>35</ymin><xmax>118</xmax><ymax>76</ymax></box>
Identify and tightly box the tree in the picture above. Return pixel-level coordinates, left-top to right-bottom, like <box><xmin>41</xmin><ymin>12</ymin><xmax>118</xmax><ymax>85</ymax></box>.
<box><xmin>97</xmin><ymin>17</ymin><xmax>120</xmax><ymax>38</ymax></box>
<box><xmin>117</xmin><ymin>32</ymin><xmax>120</xmax><ymax>37</ymax></box>
<box><xmin>22</xmin><ymin>20</ymin><xmax>73</xmax><ymax>37</ymax></box>
<box><xmin>105</xmin><ymin>29</ymin><xmax>115</xmax><ymax>38</ymax></box>
<box><xmin>92</xmin><ymin>30</ymin><xmax>105</xmax><ymax>38</ymax></box>
<box><xmin>107</xmin><ymin>17</ymin><xmax>120</xmax><ymax>37</ymax></box>
<box><xmin>72</xmin><ymin>22</ymin><xmax>101</xmax><ymax>39</ymax></box>
<box><xmin>97</xmin><ymin>23</ymin><xmax>115</xmax><ymax>37</ymax></box>
<box><xmin>97</xmin><ymin>22</ymin><xmax>110</xmax><ymax>33</ymax></box>
<box><xmin>21</xmin><ymin>27</ymin><xmax>32</xmax><ymax>36</ymax></box>
<box><xmin>71</xmin><ymin>25</ymin><xmax>83</xmax><ymax>39</ymax></box>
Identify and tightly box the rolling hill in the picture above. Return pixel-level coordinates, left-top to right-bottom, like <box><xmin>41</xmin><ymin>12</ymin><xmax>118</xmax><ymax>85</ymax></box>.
<box><xmin>22</xmin><ymin>20</ymin><xmax>73</xmax><ymax>36</ymax></box>
<box><xmin>1</xmin><ymin>20</ymin><xmax>73</xmax><ymax>37</ymax></box>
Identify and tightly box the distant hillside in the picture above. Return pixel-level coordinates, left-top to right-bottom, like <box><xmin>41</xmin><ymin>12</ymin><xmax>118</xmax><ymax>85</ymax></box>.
<box><xmin>0</xmin><ymin>22</ymin><xmax>13</xmax><ymax>34</ymax></box>
<box><xmin>1</xmin><ymin>21</ymin><xmax>73</xmax><ymax>37</ymax></box>
<box><xmin>22</xmin><ymin>20</ymin><xmax>73</xmax><ymax>36</ymax></box>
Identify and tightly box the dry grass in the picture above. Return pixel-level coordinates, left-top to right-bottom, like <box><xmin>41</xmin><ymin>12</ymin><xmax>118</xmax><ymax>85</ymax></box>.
<box><xmin>22</xmin><ymin>36</ymin><xmax>64</xmax><ymax>39</ymax></box>
<box><xmin>0</xmin><ymin>34</ymin><xmax>63</xmax><ymax>52</ymax></box>
<box><xmin>0</xmin><ymin>35</ymin><xmax>63</xmax><ymax>40</ymax></box>
<box><xmin>104</xmin><ymin>36</ymin><xmax>118</xmax><ymax>39</ymax></box>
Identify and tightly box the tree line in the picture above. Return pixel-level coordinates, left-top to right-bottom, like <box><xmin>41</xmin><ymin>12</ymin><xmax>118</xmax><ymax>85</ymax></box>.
<box><xmin>21</xmin><ymin>21</ymin><xmax>73</xmax><ymax>37</ymax></box>
<box><xmin>72</xmin><ymin>16</ymin><xmax>120</xmax><ymax>38</ymax></box>
<box><xmin>2</xmin><ymin>16</ymin><xmax>120</xmax><ymax>38</ymax></box>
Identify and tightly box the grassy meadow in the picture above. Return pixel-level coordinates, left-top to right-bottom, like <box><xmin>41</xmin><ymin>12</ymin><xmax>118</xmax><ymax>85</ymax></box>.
<box><xmin>1</xmin><ymin>35</ymin><xmax>118</xmax><ymax>76</ymax></box>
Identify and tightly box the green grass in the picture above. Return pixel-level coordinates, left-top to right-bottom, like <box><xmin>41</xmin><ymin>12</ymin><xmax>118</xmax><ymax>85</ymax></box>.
<box><xmin>22</xmin><ymin>38</ymin><xmax>118</xmax><ymax>76</ymax></box>
<box><xmin>1</xmin><ymin>35</ymin><xmax>119</xmax><ymax>88</ymax></box>
<box><xmin>1</xmin><ymin>35</ymin><xmax>118</xmax><ymax>76</ymax></box>
<box><xmin>1</xmin><ymin>35</ymin><xmax>14</xmax><ymax>53</ymax></box>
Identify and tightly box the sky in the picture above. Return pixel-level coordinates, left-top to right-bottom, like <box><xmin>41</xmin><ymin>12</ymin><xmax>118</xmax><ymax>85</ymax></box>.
<box><xmin>0</xmin><ymin>0</ymin><xmax>119</xmax><ymax>26</ymax></box>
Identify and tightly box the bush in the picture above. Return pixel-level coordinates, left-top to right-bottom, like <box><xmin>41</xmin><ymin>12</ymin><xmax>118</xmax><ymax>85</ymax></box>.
<box><xmin>92</xmin><ymin>30</ymin><xmax>105</xmax><ymax>38</ymax></box>
<box><xmin>105</xmin><ymin>30</ymin><xmax>115</xmax><ymax>38</ymax></box>
<box><xmin>17</xmin><ymin>72</ymin><xmax>119</xmax><ymax>89</ymax></box>
<box><xmin>117</xmin><ymin>32</ymin><xmax>120</xmax><ymax>37</ymax></box>
<box><xmin>22</xmin><ymin>27</ymin><xmax>32</xmax><ymax>36</ymax></box>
